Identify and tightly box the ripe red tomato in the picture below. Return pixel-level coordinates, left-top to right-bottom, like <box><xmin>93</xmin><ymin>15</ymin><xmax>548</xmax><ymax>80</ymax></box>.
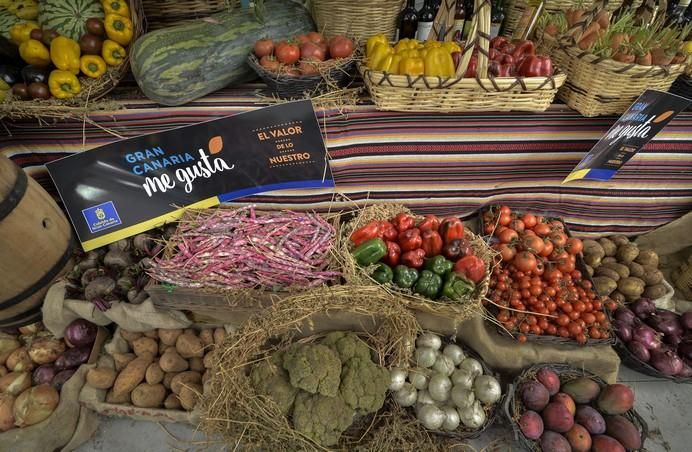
<box><xmin>499</xmin><ymin>205</ymin><xmax>512</xmax><ymax>215</ymax></box>
<box><xmin>295</xmin><ymin>34</ymin><xmax>311</xmax><ymax>44</ymax></box>
<box><xmin>498</xmin><ymin>212</ymin><xmax>512</xmax><ymax>226</ymax></box>
<box><xmin>550</xmin><ymin>220</ymin><xmax>565</xmax><ymax>231</ymax></box>
<box><xmin>539</xmin><ymin>239</ymin><xmax>554</xmax><ymax>257</ymax></box>
<box><xmin>565</xmin><ymin>237</ymin><xmax>584</xmax><ymax>255</ymax></box>
<box><xmin>557</xmin><ymin>257</ymin><xmax>575</xmax><ymax>273</ymax></box>
<box><xmin>453</xmin><ymin>255</ymin><xmax>486</xmax><ymax>283</ymax></box>
<box><xmin>513</xmin><ymin>251</ymin><xmax>537</xmax><ymax>273</ymax></box>
<box><xmin>306</xmin><ymin>31</ymin><xmax>325</xmax><ymax>44</ymax></box>
<box><xmin>498</xmin><ymin>228</ymin><xmax>518</xmax><ymax>244</ymax></box>
<box><xmin>549</xmin><ymin>231</ymin><xmax>568</xmax><ymax>247</ymax></box>
<box><xmin>299</xmin><ymin>61</ymin><xmax>319</xmax><ymax>75</ymax></box>
<box><xmin>522</xmin><ymin>235</ymin><xmax>545</xmax><ymax>254</ymax></box>
<box><xmin>300</xmin><ymin>41</ymin><xmax>327</xmax><ymax>61</ymax></box>
<box><xmin>275</xmin><ymin>42</ymin><xmax>300</xmax><ymax>64</ymax></box>
<box><xmin>254</xmin><ymin>38</ymin><xmax>274</xmax><ymax>58</ymax></box>
<box><xmin>496</xmin><ymin>243</ymin><xmax>516</xmax><ymax>262</ymax></box>
<box><xmin>534</xmin><ymin>223</ymin><xmax>551</xmax><ymax>237</ymax></box>
<box><xmin>510</xmin><ymin>219</ymin><xmax>525</xmax><ymax>233</ymax></box>
<box><xmin>259</xmin><ymin>55</ymin><xmax>280</xmax><ymax>71</ymax></box>
<box><xmin>329</xmin><ymin>35</ymin><xmax>354</xmax><ymax>58</ymax></box>
<box><xmin>521</xmin><ymin>213</ymin><xmax>537</xmax><ymax>229</ymax></box>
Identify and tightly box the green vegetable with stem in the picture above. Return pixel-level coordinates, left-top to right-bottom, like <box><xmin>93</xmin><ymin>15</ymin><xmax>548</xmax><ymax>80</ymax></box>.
<box><xmin>351</xmin><ymin>238</ymin><xmax>387</xmax><ymax>267</ymax></box>
<box><xmin>441</xmin><ymin>272</ymin><xmax>475</xmax><ymax>301</ymax></box>
<box><xmin>371</xmin><ymin>263</ymin><xmax>393</xmax><ymax>284</ymax></box>
<box><xmin>423</xmin><ymin>255</ymin><xmax>453</xmax><ymax>276</ymax></box>
<box><xmin>413</xmin><ymin>270</ymin><xmax>443</xmax><ymax>299</ymax></box>
<box><xmin>393</xmin><ymin>265</ymin><xmax>419</xmax><ymax>289</ymax></box>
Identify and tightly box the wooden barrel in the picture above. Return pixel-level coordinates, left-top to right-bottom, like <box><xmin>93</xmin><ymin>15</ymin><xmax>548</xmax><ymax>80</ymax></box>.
<box><xmin>0</xmin><ymin>155</ymin><xmax>73</xmax><ymax>328</ymax></box>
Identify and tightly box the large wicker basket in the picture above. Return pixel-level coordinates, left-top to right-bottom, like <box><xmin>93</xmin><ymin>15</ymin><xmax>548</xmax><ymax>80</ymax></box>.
<box><xmin>141</xmin><ymin>0</ymin><xmax>238</xmax><ymax>30</ymax></box>
<box><xmin>310</xmin><ymin>0</ymin><xmax>405</xmax><ymax>41</ymax></box>
<box><xmin>360</xmin><ymin>0</ymin><xmax>565</xmax><ymax>113</ymax></box>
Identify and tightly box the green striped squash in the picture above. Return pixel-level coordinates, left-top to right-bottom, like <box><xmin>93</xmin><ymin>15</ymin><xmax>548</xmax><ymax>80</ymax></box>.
<box><xmin>38</xmin><ymin>0</ymin><xmax>103</xmax><ymax>41</ymax></box>
<box><xmin>0</xmin><ymin>10</ymin><xmax>21</xmax><ymax>39</ymax></box>
<box><xmin>130</xmin><ymin>0</ymin><xmax>314</xmax><ymax>106</ymax></box>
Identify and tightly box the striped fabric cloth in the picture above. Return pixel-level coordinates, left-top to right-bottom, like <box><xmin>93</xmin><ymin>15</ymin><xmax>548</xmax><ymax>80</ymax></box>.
<box><xmin>1</xmin><ymin>85</ymin><xmax>691</xmax><ymax>236</ymax></box>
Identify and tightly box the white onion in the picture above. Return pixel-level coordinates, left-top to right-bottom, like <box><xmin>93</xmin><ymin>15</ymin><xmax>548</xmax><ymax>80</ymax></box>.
<box><xmin>451</xmin><ymin>386</ymin><xmax>475</xmax><ymax>409</ymax></box>
<box><xmin>389</xmin><ymin>368</ymin><xmax>407</xmax><ymax>391</ymax></box>
<box><xmin>408</xmin><ymin>368</ymin><xmax>430</xmax><ymax>390</ymax></box>
<box><xmin>417</xmin><ymin>404</ymin><xmax>446</xmax><ymax>430</ymax></box>
<box><xmin>416</xmin><ymin>333</ymin><xmax>442</xmax><ymax>350</ymax></box>
<box><xmin>415</xmin><ymin>347</ymin><xmax>437</xmax><ymax>368</ymax></box>
<box><xmin>432</xmin><ymin>355</ymin><xmax>455</xmax><ymax>376</ymax></box>
<box><xmin>393</xmin><ymin>383</ymin><xmax>417</xmax><ymax>407</ymax></box>
<box><xmin>458</xmin><ymin>400</ymin><xmax>486</xmax><ymax>429</ymax></box>
<box><xmin>442</xmin><ymin>344</ymin><xmax>465</xmax><ymax>365</ymax></box>
<box><xmin>473</xmin><ymin>375</ymin><xmax>502</xmax><ymax>405</ymax></box>
<box><xmin>441</xmin><ymin>405</ymin><xmax>460</xmax><ymax>431</ymax></box>
<box><xmin>459</xmin><ymin>358</ymin><xmax>483</xmax><ymax>377</ymax></box>
<box><xmin>428</xmin><ymin>374</ymin><xmax>452</xmax><ymax>402</ymax></box>
<box><xmin>416</xmin><ymin>389</ymin><xmax>435</xmax><ymax>405</ymax></box>
<box><xmin>451</xmin><ymin>369</ymin><xmax>475</xmax><ymax>389</ymax></box>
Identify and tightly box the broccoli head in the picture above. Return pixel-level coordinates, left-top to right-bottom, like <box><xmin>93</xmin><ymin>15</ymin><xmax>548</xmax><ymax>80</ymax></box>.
<box><xmin>282</xmin><ymin>344</ymin><xmax>341</xmax><ymax>397</ymax></box>
<box><xmin>322</xmin><ymin>331</ymin><xmax>372</xmax><ymax>363</ymax></box>
<box><xmin>249</xmin><ymin>353</ymin><xmax>299</xmax><ymax>415</ymax></box>
<box><xmin>339</xmin><ymin>356</ymin><xmax>390</xmax><ymax>413</ymax></box>
<box><xmin>292</xmin><ymin>391</ymin><xmax>355</xmax><ymax>447</ymax></box>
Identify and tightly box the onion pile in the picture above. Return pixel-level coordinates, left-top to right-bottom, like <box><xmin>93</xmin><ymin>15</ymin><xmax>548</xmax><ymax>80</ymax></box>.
<box><xmin>614</xmin><ymin>298</ymin><xmax>692</xmax><ymax>377</ymax></box>
<box><xmin>390</xmin><ymin>333</ymin><xmax>501</xmax><ymax>432</ymax></box>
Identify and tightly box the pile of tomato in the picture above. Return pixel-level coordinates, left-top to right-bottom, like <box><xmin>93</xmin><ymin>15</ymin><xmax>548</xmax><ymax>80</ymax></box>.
<box><xmin>483</xmin><ymin>206</ymin><xmax>616</xmax><ymax>345</ymax></box>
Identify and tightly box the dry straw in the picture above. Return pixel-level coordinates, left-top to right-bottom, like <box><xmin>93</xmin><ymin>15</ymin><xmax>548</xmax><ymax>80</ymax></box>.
<box><xmin>200</xmin><ymin>285</ymin><xmax>428</xmax><ymax>451</ymax></box>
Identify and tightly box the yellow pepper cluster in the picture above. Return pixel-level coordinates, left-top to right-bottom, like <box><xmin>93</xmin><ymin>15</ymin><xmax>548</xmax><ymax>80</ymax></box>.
<box><xmin>365</xmin><ymin>34</ymin><xmax>460</xmax><ymax>77</ymax></box>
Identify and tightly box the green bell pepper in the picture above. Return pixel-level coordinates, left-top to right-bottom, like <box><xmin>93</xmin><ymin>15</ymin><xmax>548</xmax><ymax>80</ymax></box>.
<box><xmin>413</xmin><ymin>270</ymin><xmax>443</xmax><ymax>299</ymax></box>
<box><xmin>393</xmin><ymin>265</ymin><xmax>419</xmax><ymax>289</ymax></box>
<box><xmin>372</xmin><ymin>263</ymin><xmax>394</xmax><ymax>284</ymax></box>
<box><xmin>352</xmin><ymin>238</ymin><xmax>387</xmax><ymax>266</ymax></box>
<box><xmin>442</xmin><ymin>272</ymin><xmax>475</xmax><ymax>301</ymax></box>
<box><xmin>423</xmin><ymin>255</ymin><xmax>454</xmax><ymax>276</ymax></box>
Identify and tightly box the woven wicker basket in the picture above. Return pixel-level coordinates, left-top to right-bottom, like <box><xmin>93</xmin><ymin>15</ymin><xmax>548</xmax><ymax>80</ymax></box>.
<box><xmin>141</xmin><ymin>0</ymin><xmax>238</xmax><ymax>30</ymax></box>
<box><xmin>360</xmin><ymin>0</ymin><xmax>565</xmax><ymax>113</ymax></box>
<box><xmin>310</xmin><ymin>0</ymin><xmax>405</xmax><ymax>41</ymax></box>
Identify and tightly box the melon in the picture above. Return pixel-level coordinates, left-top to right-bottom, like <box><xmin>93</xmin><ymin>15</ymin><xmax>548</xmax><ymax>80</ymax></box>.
<box><xmin>38</xmin><ymin>0</ymin><xmax>103</xmax><ymax>41</ymax></box>
<box><xmin>0</xmin><ymin>10</ymin><xmax>20</xmax><ymax>39</ymax></box>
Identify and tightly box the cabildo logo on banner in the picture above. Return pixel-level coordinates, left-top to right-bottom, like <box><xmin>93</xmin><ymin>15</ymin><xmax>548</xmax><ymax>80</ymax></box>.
<box><xmin>47</xmin><ymin>100</ymin><xmax>334</xmax><ymax>251</ymax></box>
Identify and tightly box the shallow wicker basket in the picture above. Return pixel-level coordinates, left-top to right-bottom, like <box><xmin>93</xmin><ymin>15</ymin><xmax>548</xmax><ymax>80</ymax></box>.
<box><xmin>505</xmin><ymin>363</ymin><xmax>648</xmax><ymax>452</ymax></box>
<box><xmin>310</xmin><ymin>0</ymin><xmax>405</xmax><ymax>41</ymax></box>
<box><xmin>360</xmin><ymin>0</ymin><xmax>566</xmax><ymax>113</ymax></box>
<box><xmin>141</xmin><ymin>0</ymin><xmax>238</xmax><ymax>30</ymax></box>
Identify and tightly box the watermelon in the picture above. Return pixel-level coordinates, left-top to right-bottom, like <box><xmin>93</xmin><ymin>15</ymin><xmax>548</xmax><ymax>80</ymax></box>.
<box><xmin>38</xmin><ymin>0</ymin><xmax>103</xmax><ymax>41</ymax></box>
<box><xmin>130</xmin><ymin>0</ymin><xmax>315</xmax><ymax>106</ymax></box>
<box><xmin>0</xmin><ymin>10</ymin><xmax>20</xmax><ymax>39</ymax></box>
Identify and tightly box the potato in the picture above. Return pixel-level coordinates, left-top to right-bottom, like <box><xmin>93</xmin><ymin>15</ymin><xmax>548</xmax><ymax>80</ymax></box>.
<box><xmin>199</xmin><ymin>329</ymin><xmax>214</xmax><ymax>347</ymax></box>
<box><xmin>159</xmin><ymin>343</ymin><xmax>172</xmax><ymax>355</ymax></box>
<box><xmin>119</xmin><ymin>330</ymin><xmax>142</xmax><ymax>344</ymax></box>
<box><xmin>171</xmin><ymin>371</ymin><xmax>202</xmax><ymax>395</ymax></box>
<box><xmin>163</xmin><ymin>372</ymin><xmax>179</xmax><ymax>389</ymax></box>
<box><xmin>158</xmin><ymin>329</ymin><xmax>183</xmax><ymax>347</ymax></box>
<box><xmin>6</xmin><ymin>347</ymin><xmax>33</xmax><ymax>372</ymax></box>
<box><xmin>176</xmin><ymin>334</ymin><xmax>204</xmax><ymax>359</ymax></box>
<box><xmin>644</xmin><ymin>284</ymin><xmax>668</xmax><ymax>299</ymax></box>
<box><xmin>112</xmin><ymin>353</ymin><xmax>136</xmax><ymax>372</ymax></box>
<box><xmin>213</xmin><ymin>328</ymin><xmax>226</xmax><ymax>346</ymax></box>
<box><xmin>28</xmin><ymin>338</ymin><xmax>66</xmax><ymax>365</ymax></box>
<box><xmin>610</xmin><ymin>291</ymin><xmax>626</xmax><ymax>303</ymax></box>
<box><xmin>595</xmin><ymin>266</ymin><xmax>621</xmax><ymax>282</ymax></box>
<box><xmin>598</xmin><ymin>238</ymin><xmax>617</xmax><ymax>257</ymax></box>
<box><xmin>131</xmin><ymin>383</ymin><xmax>166</xmax><ymax>408</ymax></box>
<box><xmin>609</xmin><ymin>234</ymin><xmax>630</xmax><ymax>246</ymax></box>
<box><xmin>145</xmin><ymin>363</ymin><xmax>164</xmax><ymax>385</ymax></box>
<box><xmin>601</xmin><ymin>262</ymin><xmax>630</xmax><ymax>279</ymax></box>
<box><xmin>593</xmin><ymin>277</ymin><xmax>617</xmax><ymax>296</ymax></box>
<box><xmin>601</xmin><ymin>256</ymin><xmax>617</xmax><ymax>266</ymax></box>
<box><xmin>143</xmin><ymin>330</ymin><xmax>158</xmax><ymax>339</ymax></box>
<box><xmin>642</xmin><ymin>267</ymin><xmax>664</xmax><ymax>286</ymax></box>
<box><xmin>113</xmin><ymin>355</ymin><xmax>153</xmax><ymax>398</ymax></box>
<box><xmin>106</xmin><ymin>389</ymin><xmax>130</xmax><ymax>404</ymax></box>
<box><xmin>203</xmin><ymin>352</ymin><xmax>214</xmax><ymax>369</ymax></box>
<box><xmin>618</xmin><ymin>277</ymin><xmax>646</xmax><ymax>298</ymax></box>
<box><xmin>585</xmin><ymin>265</ymin><xmax>594</xmax><ymax>277</ymax></box>
<box><xmin>584</xmin><ymin>254</ymin><xmax>603</xmax><ymax>268</ymax></box>
<box><xmin>582</xmin><ymin>239</ymin><xmax>605</xmax><ymax>259</ymax></box>
<box><xmin>159</xmin><ymin>350</ymin><xmax>188</xmax><ymax>373</ymax></box>
<box><xmin>616</xmin><ymin>243</ymin><xmax>640</xmax><ymax>263</ymax></box>
<box><xmin>164</xmin><ymin>393</ymin><xmax>182</xmax><ymax>410</ymax></box>
<box><xmin>132</xmin><ymin>337</ymin><xmax>158</xmax><ymax>359</ymax></box>
<box><xmin>86</xmin><ymin>367</ymin><xmax>117</xmax><ymax>389</ymax></box>
<box><xmin>178</xmin><ymin>383</ymin><xmax>203</xmax><ymax>411</ymax></box>
<box><xmin>636</xmin><ymin>249</ymin><xmax>660</xmax><ymax>268</ymax></box>
<box><xmin>628</xmin><ymin>262</ymin><xmax>645</xmax><ymax>278</ymax></box>
<box><xmin>189</xmin><ymin>357</ymin><xmax>204</xmax><ymax>373</ymax></box>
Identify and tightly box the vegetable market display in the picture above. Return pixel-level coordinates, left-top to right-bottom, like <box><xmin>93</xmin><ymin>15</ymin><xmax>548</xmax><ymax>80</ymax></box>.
<box><xmin>0</xmin><ymin>0</ymin><xmax>136</xmax><ymax>102</ymax></box>
<box><xmin>483</xmin><ymin>205</ymin><xmax>615</xmax><ymax>345</ymax></box>
<box><xmin>508</xmin><ymin>364</ymin><xmax>647</xmax><ymax>452</ymax></box>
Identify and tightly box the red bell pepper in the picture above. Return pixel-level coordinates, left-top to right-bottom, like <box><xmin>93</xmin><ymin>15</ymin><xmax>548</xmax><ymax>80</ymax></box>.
<box><xmin>511</xmin><ymin>40</ymin><xmax>535</xmax><ymax>61</ymax></box>
<box><xmin>383</xmin><ymin>240</ymin><xmax>401</xmax><ymax>267</ymax></box>
<box><xmin>350</xmin><ymin>220</ymin><xmax>381</xmax><ymax>246</ymax></box>
<box><xmin>392</xmin><ymin>213</ymin><xmax>416</xmax><ymax>232</ymax></box>
<box><xmin>453</xmin><ymin>255</ymin><xmax>486</xmax><ymax>284</ymax></box>
<box><xmin>401</xmin><ymin>248</ymin><xmax>426</xmax><ymax>269</ymax></box>
<box><xmin>489</xmin><ymin>48</ymin><xmax>500</xmax><ymax>60</ymax></box>
<box><xmin>499</xmin><ymin>54</ymin><xmax>515</xmax><ymax>65</ymax></box>
<box><xmin>398</xmin><ymin>227</ymin><xmax>422</xmax><ymax>251</ymax></box>
<box><xmin>421</xmin><ymin>230</ymin><xmax>443</xmax><ymax>258</ymax></box>
<box><xmin>489</xmin><ymin>61</ymin><xmax>515</xmax><ymax>77</ymax></box>
<box><xmin>464</xmin><ymin>55</ymin><xmax>478</xmax><ymax>78</ymax></box>
<box><xmin>517</xmin><ymin>55</ymin><xmax>553</xmax><ymax>77</ymax></box>
<box><xmin>418</xmin><ymin>215</ymin><xmax>440</xmax><ymax>232</ymax></box>
<box><xmin>380</xmin><ymin>221</ymin><xmax>399</xmax><ymax>241</ymax></box>
<box><xmin>497</xmin><ymin>43</ymin><xmax>515</xmax><ymax>55</ymax></box>
<box><xmin>490</xmin><ymin>36</ymin><xmax>508</xmax><ymax>49</ymax></box>
<box><xmin>439</xmin><ymin>217</ymin><xmax>465</xmax><ymax>244</ymax></box>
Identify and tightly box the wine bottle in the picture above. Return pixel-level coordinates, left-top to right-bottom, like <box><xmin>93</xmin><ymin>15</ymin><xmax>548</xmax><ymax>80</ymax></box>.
<box><xmin>490</xmin><ymin>0</ymin><xmax>506</xmax><ymax>38</ymax></box>
<box><xmin>463</xmin><ymin>0</ymin><xmax>475</xmax><ymax>39</ymax></box>
<box><xmin>417</xmin><ymin>0</ymin><xmax>435</xmax><ymax>41</ymax></box>
<box><xmin>451</xmin><ymin>0</ymin><xmax>467</xmax><ymax>43</ymax></box>
<box><xmin>398</xmin><ymin>0</ymin><xmax>419</xmax><ymax>40</ymax></box>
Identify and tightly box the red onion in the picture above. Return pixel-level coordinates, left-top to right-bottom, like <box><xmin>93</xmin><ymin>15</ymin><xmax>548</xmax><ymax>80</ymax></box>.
<box><xmin>51</xmin><ymin>369</ymin><xmax>77</xmax><ymax>391</ymax></box>
<box><xmin>32</xmin><ymin>365</ymin><xmax>56</xmax><ymax>385</ymax></box>
<box><xmin>678</xmin><ymin>342</ymin><xmax>692</xmax><ymax>361</ymax></box>
<box><xmin>613</xmin><ymin>320</ymin><xmax>632</xmax><ymax>342</ymax></box>
<box><xmin>679</xmin><ymin>363</ymin><xmax>692</xmax><ymax>378</ymax></box>
<box><xmin>628</xmin><ymin>341</ymin><xmax>651</xmax><ymax>362</ymax></box>
<box><xmin>648</xmin><ymin>316</ymin><xmax>683</xmax><ymax>338</ymax></box>
<box><xmin>655</xmin><ymin>310</ymin><xmax>679</xmax><ymax>321</ymax></box>
<box><xmin>650</xmin><ymin>349</ymin><xmax>684</xmax><ymax>376</ymax></box>
<box><xmin>615</xmin><ymin>308</ymin><xmax>637</xmax><ymax>325</ymax></box>
<box><xmin>64</xmin><ymin>319</ymin><xmax>97</xmax><ymax>348</ymax></box>
<box><xmin>631</xmin><ymin>298</ymin><xmax>656</xmax><ymax>319</ymax></box>
<box><xmin>665</xmin><ymin>333</ymin><xmax>683</xmax><ymax>347</ymax></box>
<box><xmin>681</xmin><ymin>312</ymin><xmax>692</xmax><ymax>331</ymax></box>
<box><xmin>632</xmin><ymin>324</ymin><xmax>662</xmax><ymax>350</ymax></box>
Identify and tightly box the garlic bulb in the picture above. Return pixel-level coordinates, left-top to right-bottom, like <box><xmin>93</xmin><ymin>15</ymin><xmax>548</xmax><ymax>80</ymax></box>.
<box><xmin>417</xmin><ymin>404</ymin><xmax>446</xmax><ymax>430</ymax></box>
<box><xmin>428</xmin><ymin>373</ymin><xmax>452</xmax><ymax>402</ymax></box>
<box><xmin>393</xmin><ymin>383</ymin><xmax>417</xmax><ymax>407</ymax></box>
<box><xmin>441</xmin><ymin>405</ymin><xmax>460</xmax><ymax>431</ymax></box>
<box><xmin>442</xmin><ymin>344</ymin><xmax>465</xmax><ymax>365</ymax></box>
<box><xmin>416</xmin><ymin>333</ymin><xmax>442</xmax><ymax>351</ymax></box>
<box><xmin>416</xmin><ymin>389</ymin><xmax>435</xmax><ymax>406</ymax></box>
<box><xmin>458</xmin><ymin>400</ymin><xmax>486</xmax><ymax>429</ymax></box>
<box><xmin>415</xmin><ymin>347</ymin><xmax>437</xmax><ymax>368</ymax></box>
<box><xmin>408</xmin><ymin>368</ymin><xmax>430</xmax><ymax>390</ymax></box>
<box><xmin>473</xmin><ymin>375</ymin><xmax>502</xmax><ymax>405</ymax></box>
<box><xmin>432</xmin><ymin>355</ymin><xmax>455</xmax><ymax>376</ymax></box>
<box><xmin>451</xmin><ymin>386</ymin><xmax>475</xmax><ymax>409</ymax></box>
<box><xmin>389</xmin><ymin>368</ymin><xmax>407</xmax><ymax>391</ymax></box>
<box><xmin>450</xmin><ymin>369</ymin><xmax>474</xmax><ymax>389</ymax></box>
<box><xmin>459</xmin><ymin>358</ymin><xmax>483</xmax><ymax>378</ymax></box>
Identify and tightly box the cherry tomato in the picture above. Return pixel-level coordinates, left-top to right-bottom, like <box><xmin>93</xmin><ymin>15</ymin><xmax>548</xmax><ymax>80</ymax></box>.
<box><xmin>498</xmin><ymin>212</ymin><xmax>512</xmax><ymax>226</ymax></box>
<box><xmin>522</xmin><ymin>235</ymin><xmax>545</xmax><ymax>254</ymax></box>
<box><xmin>582</xmin><ymin>313</ymin><xmax>596</xmax><ymax>325</ymax></box>
<box><xmin>564</xmin><ymin>237</ymin><xmax>583</xmax><ymax>255</ymax></box>
<box><xmin>605</xmin><ymin>300</ymin><xmax>618</xmax><ymax>312</ymax></box>
<box><xmin>534</xmin><ymin>223</ymin><xmax>551</xmax><ymax>237</ymax></box>
<box><xmin>581</xmin><ymin>280</ymin><xmax>593</xmax><ymax>290</ymax></box>
<box><xmin>546</xmin><ymin>301</ymin><xmax>557</xmax><ymax>312</ymax></box>
<box><xmin>550</xmin><ymin>220</ymin><xmax>565</xmax><ymax>231</ymax></box>
<box><xmin>499</xmin><ymin>205</ymin><xmax>512</xmax><ymax>215</ymax></box>
<box><xmin>557</xmin><ymin>314</ymin><xmax>570</xmax><ymax>326</ymax></box>
<box><xmin>539</xmin><ymin>240</ymin><xmax>554</xmax><ymax>257</ymax></box>
<box><xmin>514</xmin><ymin>251</ymin><xmax>538</xmax><ymax>273</ymax></box>
<box><xmin>529</xmin><ymin>285</ymin><xmax>543</xmax><ymax>297</ymax></box>
<box><xmin>530</xmin><ymin>324</ymin><xmax>542</xmax><ymax>335</ymax></box>
<box><xmin>546</xmin><ymin>324</ymin><xmax>557</xmax><ymax>336</ymax></box>
<box><xmin>544</xmin><ymin>286</ymin><xmax>557</xmax><ymax>297</ymax></box>
<box><xmin>497</xmin><ymin>310</ymin><xmax>510</xmax><ymax>322</ymax></box>
<box><xmin>595</xmin><ymin>311</ymin><xmax>606</xmax><ymax>323</ymax></box>
<box><xmin>497</xmin><ymin>243</ymin><xmax>516</xmax><ymax>262</ymax></box>
<box><xmin>557</xmin><ymin>257</ymin><xmax>575</xmax><ymax>273</ymax></box>
<box><xmin>573</xmin><ymin>301</ymin><xmax>586</xmax><ymax>313</ymax></box>
<box><xmin>521</xmin><ymin>213</ymin><xmax>537</xmax><ymax>229</ymax></box>
<box><xmin>568</xmin><ymin>322</ymin><xmax>582</xmax><ymax>336</ymax></box>
<box><xmin>589</xmin><ymin>327</ymin><xmax>601</xmax><ymax>339</ymax></box>
<box><xmin>561</xmin><ymin>303</ymin><xmax>573</xmax><ymax>313</ymax></box>
<box><xmin>558</xmin><ymin>326</ymin><xmax>570</xmax><ymax>337</ymax></box>
<box><xmin>517</xmin><ymin>334</ymin><xmax>527</xmax><ymax>343</ymax></box>
<box><xmin>575</xmin><ymin>333</ymin><xmax>587</xmax><ymax>344</ymax></box>
<box><xmin>544</xmin><ymin>267</ymin><xmax>563</xmax><ymax>282</ymax></box>
<box><xmin>519</xmin><ymin>323</ymin><xmax>530</xmax><ymax>333</ymax></box>
<box><xmin>499</xmin><ymin>228</ymin><xmax>519</xmax><ymax>244</ymax></box>
<box><xmin>569</xmin><ymin>311</ymin><xmax>580</xmax><ymax>320</ymax></box>
<box><xmin>549</xmin><ymin>232</ymin><xmax>568</xmax><ymax>247</ymax></box>
<box><xmin>526</xmin><ymin>315</ymin><xmax>537</xmax><ymax>326</ymax></box>
<box><xmin>538</xmin><ymin>318</ymin><xmax>549</xmax><ymax>330</ymax></box>
<box><xmin>510</xmin><ymin>219</ymin><xmax>525</xmax><ymax>233</ymax></box>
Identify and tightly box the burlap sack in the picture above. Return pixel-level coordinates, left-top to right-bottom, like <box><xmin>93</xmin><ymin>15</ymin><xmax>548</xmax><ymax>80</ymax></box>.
<box><xmin>42</xmin><ymin>281</ymin><xmax>191</xmax><ymax>338</ymax></box>
<box><xmin>414</xmin><ymin>314</ymin><xmax>621</xmax><ymax>384</ymax></box>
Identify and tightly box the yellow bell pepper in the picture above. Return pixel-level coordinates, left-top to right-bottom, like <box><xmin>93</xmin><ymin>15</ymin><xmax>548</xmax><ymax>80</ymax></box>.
<box><xmin>399</xmin><ymin>49</ymin><xmax>421</xmax><ymax>59</ymax></box>
<box><xmin>102</xmin><ymin>39</ymin><xmax>126</xmax><ymax>66</ymax></box>
<box><xmin>366</xmin><ymin>34</ymin><xmax>388</xmax><ymax>57</ymax></box>
<box><xmin>400</xmin><ymin>57</ymin><xmax>425</xmax><ymax>76</ymax></box>
<box><xmin>424</xmin><ymin>48</ymin><xmax>455</xmax><ymax>77</ymax></box>
<box><xmin>48</xmin><ymin>70</ymin><xmax>81</xmax><ymax>99</ymax></box>
<box><xmin>19</xmin><ymin>39</ymin><xmax>50</xmax><ymax>67</ymax></box>
<box><xmin>80</xmin><ymin>55</ymin><xmax>108</xmax><ymax>78</ymax></box>
<box><xmin>50</xmin><ymin>36</ymin><xmax>81</xmax><ymax>74</ymax></box>
<box><xmin>443</xmin><ymin>41</ymin><xmax>462</xmax><ymax>54</ymax></box>
<box><xmin>424</xmin><ymin>40</ymin><xmax>442</xmax><ymax>48</ymax></box>
<box><xmin>394</xmin><ymin>38</ymin><xmax>419</xmax><ymax>53</ymax></box>
<box><xmin>387</xmin><ymin>54</ymin><xmax>403</xmax><ymax>74</ymax></box>
<box><xmin>104</xmin><ymin>13</ymin><xmax>133</xmax><ymax>46</ymax></box>
<box><xmin>102</xmin><ymin>0</ymin><xmax>130</xmax><ymax>17</ymax></box>
<box><xmin>367</xmin><ymin>42</ymin><xmax>393</xmax><ymax>70</ymax></box>
<box><xmin>9</xmin><ymin>21</ymin><xmax>39</xmax><ymax>45</ymax></box>
<box><xmin>8</xmin><ymin>0</ymin><xmax>39</xmax><ymax>20</ymax></box>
